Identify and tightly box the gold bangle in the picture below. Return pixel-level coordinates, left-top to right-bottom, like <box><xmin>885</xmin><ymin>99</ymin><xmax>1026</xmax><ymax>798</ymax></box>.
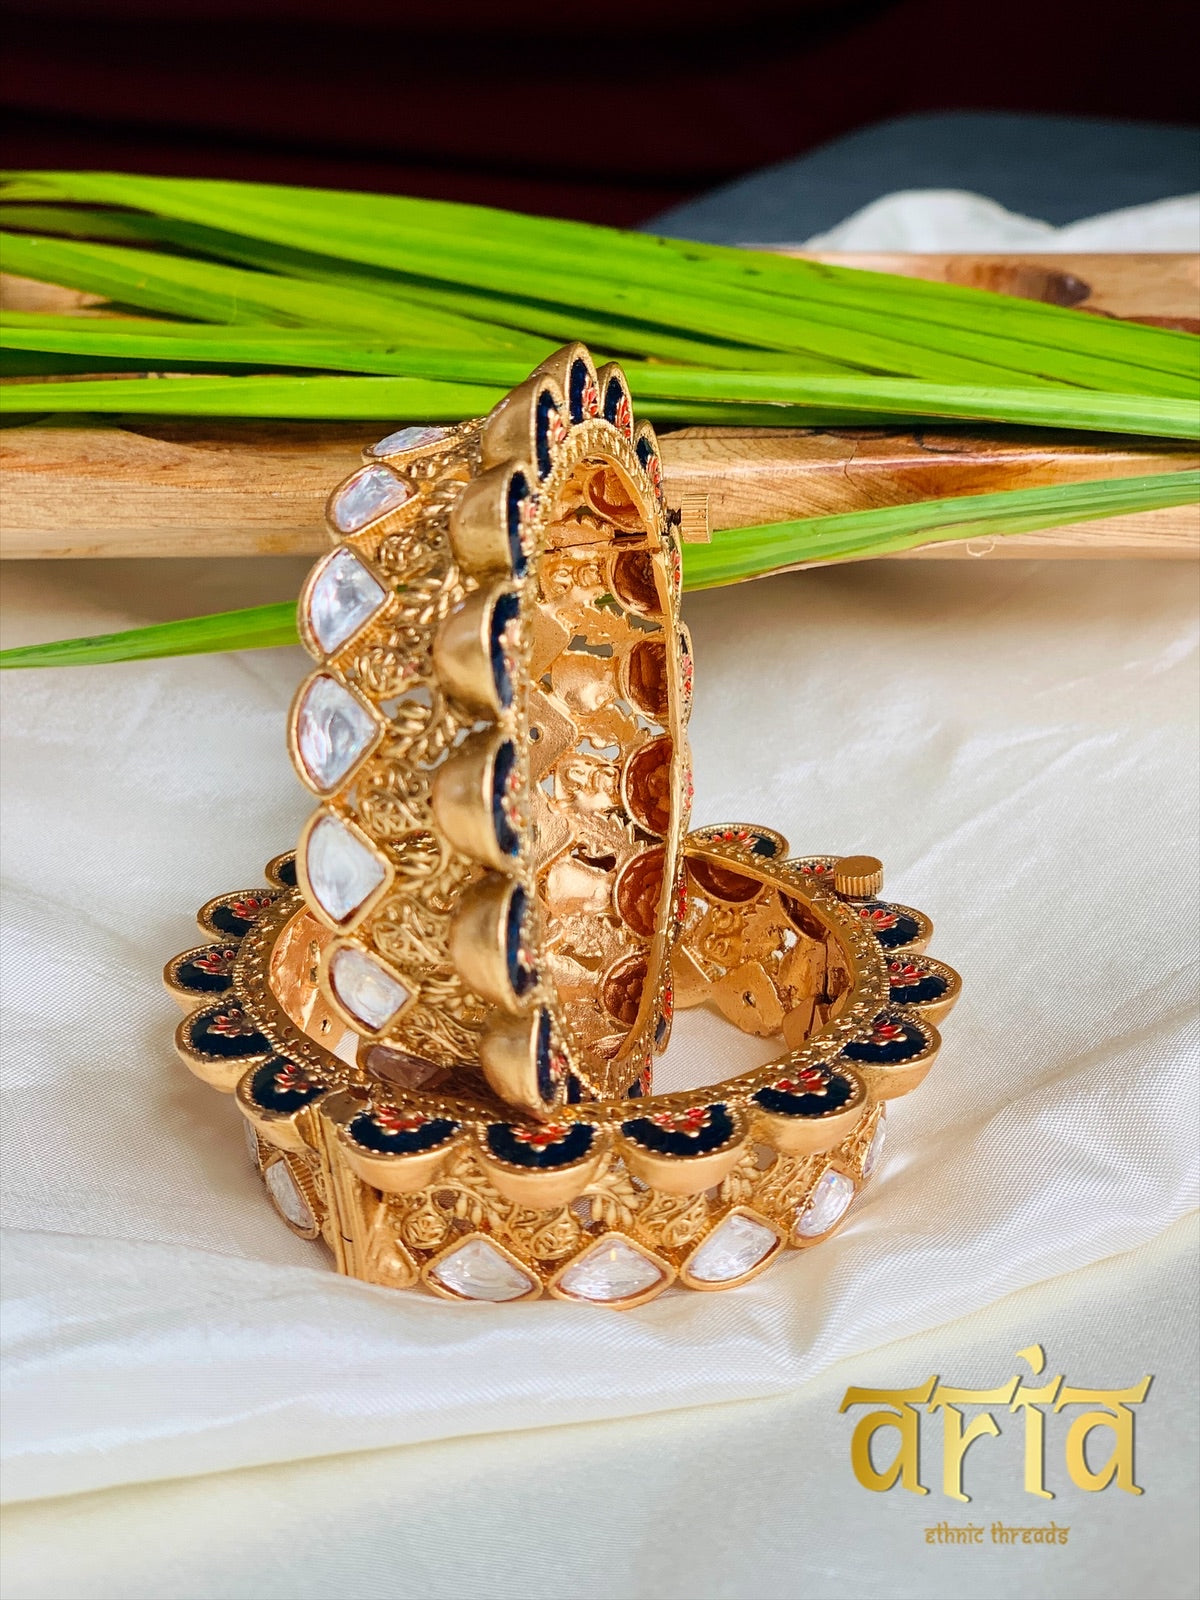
<box><xmin>166</xmin><ymin>830</ymin><xmax>959</xmax><ymax>1306</ymax></box>
<box><xmin>286</xmin><ymin>345</ymin><xmax>690</xmax><ymax>1116</ymax></box>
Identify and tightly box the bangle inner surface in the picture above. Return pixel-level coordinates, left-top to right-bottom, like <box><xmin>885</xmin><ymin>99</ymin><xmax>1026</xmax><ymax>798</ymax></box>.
<box><xmin>528</xmin><ymin>452</ymin><xmax>686</xmax><ymax>1098</ymax></box>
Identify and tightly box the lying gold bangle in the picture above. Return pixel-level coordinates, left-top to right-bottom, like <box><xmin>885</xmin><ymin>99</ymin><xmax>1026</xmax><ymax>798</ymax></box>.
<box><xmin>286</xmin><ymin>344</ymin><xmax>690</xmax><ymax>1116</ymax></box>
<box><xmin>166</xmin><ymin>830</ymin><xmax>959</xmax><ymax>1305</ymax></box>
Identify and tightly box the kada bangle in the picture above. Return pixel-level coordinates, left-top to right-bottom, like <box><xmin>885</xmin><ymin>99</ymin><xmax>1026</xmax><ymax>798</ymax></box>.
<box><xmin>286</xmin><ymin>345</ymin><xmax>690</xmax><ymax>1116</ymax></box>
<box><xmin>164</xmin><ymin>348</ymin><xmax>962</xmax><ymax>1304</ymax></box>
<box><xmin>166</xmin><ymin>830</ymin><xmax>959</xmax><ymax>1305</ymax></box>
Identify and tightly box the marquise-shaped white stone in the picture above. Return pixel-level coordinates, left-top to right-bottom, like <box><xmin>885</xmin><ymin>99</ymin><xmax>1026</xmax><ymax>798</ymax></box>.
<box><xmin>305</xmin><ymin>813</ymin><xmax>387</xmax><ymax>924</ymax></box>
<box><xmin>687</xmin><ymin>1212</ymin><xmax>778</xmax><ymax>1284</ymax></box>
<box><xmin>795</xmin><ymin>1169</ymin><xmax>855</xmax><ymax>1239</ymax></box>
<box><xmin>557</xmin><ymin>1237</ymin><xmax>664</xmax><ymax>1303</ymax></box>
<box><xmin>265</xmin><ymin>1159</ymin><xmax>315</xmax><ymax>1232</ymax></box>
<box><xmin>331</xmin><ymin>464</ymin><xmax>411</xmax><ymax>533</ymax></box>
<box><xmin>368</xmin><ymin>425</ymin><xmax>450</xmax><ymax>457</ymax></box>
<box><xmin>305</xmin><ymin>547</ymin><xmax>387</xmax><ymax>655</ymax></box>
<box><xmin>295</xmin><ymin>674</ymin><xmax>379</xmax><ymax>792</ymax></box>
<box><xmin>430</xmin><ymin>1238</ymin><xmax>535</xmax><ymax>1302</ymax></box>
<box><xmin>329</xmin><ymin>945</ymin><xmax>410</xmax><ymax>1031</ymax></box>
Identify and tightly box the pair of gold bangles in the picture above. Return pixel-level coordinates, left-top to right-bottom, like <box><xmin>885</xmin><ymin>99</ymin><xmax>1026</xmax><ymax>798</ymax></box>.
<box><xmin>167</xmin><ymin>345</ymin><xmax>960</xmax><ymax>1308</ymax></box>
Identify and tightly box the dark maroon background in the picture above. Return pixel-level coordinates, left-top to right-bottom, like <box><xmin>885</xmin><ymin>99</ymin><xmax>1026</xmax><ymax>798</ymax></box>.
<box><xmin>3</xmin><ymin>0</ymin><xmax>1197</xmax><ymax>224</ymax></box>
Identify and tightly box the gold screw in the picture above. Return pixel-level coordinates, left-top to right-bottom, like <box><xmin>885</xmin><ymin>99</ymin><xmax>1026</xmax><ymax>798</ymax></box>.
<box><xmin>676</xmin><ymin>493</ymin><xmax>711</xmax><ymax>544</ymax></box>
<box><xmin>833</xmin><ymin>855</ymin><xmax>885</xmax><ymax>900</ymax></box>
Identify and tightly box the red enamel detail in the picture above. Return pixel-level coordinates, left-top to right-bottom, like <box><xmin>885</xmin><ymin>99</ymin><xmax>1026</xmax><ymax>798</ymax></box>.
<box><xmin>801</xmin><ymin>861</ymin><xmax>832</xmax><ymax>876</ymax></box>
<box><xmin>615</xmin><ymin>395</ymin><xmax>633</xmax><ymax>436</ymax></box>
<box><xmin>193</xmin><ymin>947</ymin><xmax>238</xmax><ymax>974</ymax></box>
<box><xmin>372</xmin><ymin>1105</ymin><xmax>429</xmax><ymax>1135</ymax></box>
<box><xmin>209</xmin><ymin>1009</ymin><xmax>255</xmax><ymax>1037</ymax></box>
<box><xmin>545</xmin><ymin>406</ymin><xmax>569</xmax><ymax>449</ymax></box>
<box><xmin>517</xmin><ymin>493</ymin><xmax>538</xmax><ymax>557</ymax></box>
<box><xmin>889</xmin><ymin>960</ymin><xmax>924</xmax><ymax>985</ymax></box>
<box><xmin>500</xmin><ymin>759</ymin><xmax>524</xmax><ymax>834</ymax></box>
<box><xmin>645</xmin><ymin>453</ymin><xmax>662</xmax><ymax>492</ymax></box>
<box><xmin>229</xmin><ymin>894</ymin><xmax>274</xmax><ymax>921</ymax></box>
<box><xmin>650</xmin><ymin>1105</ymin><xmax>711</xmax><ymax>1137</ymax></box>
<box><xmin>858</xmin><ymin>905</ymin><xmax>898</xmax><ymax>929</ymax></box>
<box><xmin>511</xmin><ymin>1122</ymin><xmax>572</xmax><ymax>1150</ymax></box>
<box><xmin>869</xmin><ymin>1021</ymin><xmax>908</xmax><ymax>1045</ymax></box>
<box><xmin>274</xmin><ymin>1063</ymin><xmax>315</xmax><ymax>1095</ymax></box>
<box><xmin>581</xmin><ymin>379</ymin><xmax>599</xmax><ymax>417</ymax></box>
<box><xmin>661</xmin><ymin>980</ymin><xmax>674</xmax><ymax>1023</ymax></box>
<box><xmin>772</xmin><ymin>1067</ymin><xmax>829</xmax><ymax>1095</ymax></box>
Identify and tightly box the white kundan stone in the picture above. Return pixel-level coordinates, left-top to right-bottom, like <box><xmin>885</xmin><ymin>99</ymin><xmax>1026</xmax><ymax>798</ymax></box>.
<box><xmin>265</xmin><ymin>1159</ymin><xmax>315</xmax><ymax>1232</ymax></box>
<box><xmin>295</xmin><ymin>674</ymin><xmax>379</xmax><ymax>792</ymax></box>
<box><xmin>367</xmin><ymin>425</ymin><xmax>450</xmax><ymax>457</ymax></box>
<box><xmin>242</xmin><ymin>1117</ymin><xmax>260</xmax><ymax>1169</ymax></box>
<box><xmin>687</xmin><ymin>1212</ymin><xmax>778</xmax><ymax>1284</ymax></box>
<box><xmin>305</xmin><ymin>547</ymin><xmax>387</xmax><ymax>655</ymax></box>
<box><xmin>430</xmin><ymin>1238</ymin><xmax>535</xmax><ymax>1302</ymax></box>
<box><xmin>795</xmin><ymin>1169</ymin><xmax>855</xmax><ymax>1239</ymax></box>
<box><xmin>862</xmin><ymin>1116</ymin><xmax>887</xmax><ymax>1179</ymax></box>
<box><xmin>304</xmin><ymin>813</ymin><xmax>387</xmax><ymax>924</ymax></box>
<box><xmin>557</xmin><ymin>1237</ymin><xmax>664</xmax><ymax>1303</ymax></box>
<box><xmin>329</xmin><ymin>945</ymin><xmax>410</xmax><ymax>1031</ymax></box>
<box><xmin>330</xmin><ymin>464</ymin><xmax>411</xmax><ymax>533</ymax></box>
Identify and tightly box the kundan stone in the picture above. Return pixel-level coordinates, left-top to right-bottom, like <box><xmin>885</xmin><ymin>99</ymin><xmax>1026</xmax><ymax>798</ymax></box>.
<box><xmin>556</xmin><ymin>1237</ymin><xmax>664</xmax><ymax>1302</ymax></box>
<box><xmin>430</xmin><ymin>1238</ymin><xmax>535</xmax><ymax>1302</ymax></box>
<box><xmin>687</xmin><ymin>1212</ymin><xmax>778</xmax><ymax>1284</ymax></box>
<box><xmin>367</xmin><ymin>425</ymin><xmax>451</xmax><ymax>457</ymax></box>
<box><xmin>304</xmin><ymin>813</ymin><xmax>387</xmax><ymax>924</ymax></box>
<box><xmin>330</xmin><ymin>464</ymin><xmax>411</xmax><ymax>534</ymax></box>
<box><xmin>329</xmin><ymin>945</ymin><xmax>410</xmax><ymax>1031</ymax></box>
<box><xmin>265</xmin><ymin>1159</ymin><xmax>315</xmax><ymax>1232</ymax></box>
<box><xmin>295</xmin><ymin>674</ymin><xmax>379</xmax><ymax>792</ymax></box>
<box><xmin>795</xmin><ymin>1169</ymin><xmax>855</xmax><ymax>1239</ymax></box>
<box><xmin>863</xmin><ymin>1117</ymin><xmax>887</xmax><ymax>1179</ymax></box>
<box><xmin>242</xmin><ymin>1118</ymin><xmax>260</xmax><ymax>1169</ymax></box>
<box><xmin>305</xmin><ymin>547</ymin><xmax>387</xmax><ymax>655</ymax></box>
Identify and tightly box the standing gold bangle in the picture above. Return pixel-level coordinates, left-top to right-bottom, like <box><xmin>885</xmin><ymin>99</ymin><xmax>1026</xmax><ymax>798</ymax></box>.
<box><xmin>166</xmin><ymin>831</ymin><xmax>959</xmax><ymax>1305</ymax></box>
<box><xmin>286</xmin><ymin>345</ymin><xmax>690</xmax><ymax>1116</ymax></box>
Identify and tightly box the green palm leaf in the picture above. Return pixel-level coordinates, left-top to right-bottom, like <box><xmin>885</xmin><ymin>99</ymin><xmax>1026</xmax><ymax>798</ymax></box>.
<box><xmin>4</xmin><ymin>369</ymin><xmax>1196</xmax><ymax>438</ymax></box>
<box><xmin>3</xmin><ymin>172</ymin><xmax>1194</xmax><ymax>388</ymax></box>
<box><xmin>4</xmin><ymin>472</ymin><xmax>1194</xmax><ymax>670</ymax></box>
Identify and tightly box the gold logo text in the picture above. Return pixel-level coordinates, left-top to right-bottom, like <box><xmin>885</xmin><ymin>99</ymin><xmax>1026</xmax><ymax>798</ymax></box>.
<box><xmin>840</xmin><ymin>1345</ymin><xmax>1151</xmax><ymax>1501</ymax></box>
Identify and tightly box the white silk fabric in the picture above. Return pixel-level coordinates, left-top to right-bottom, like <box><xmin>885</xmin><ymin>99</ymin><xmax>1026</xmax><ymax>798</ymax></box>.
<box><xmin>3</xmin><ymin>549</ymin><xmax>1196</xmax><ymax>1507</ymax></box>
<box><xmin>1</xmin><ymin>193</ymin><xmax>1198</xmax><ymax>1597</ymax></box>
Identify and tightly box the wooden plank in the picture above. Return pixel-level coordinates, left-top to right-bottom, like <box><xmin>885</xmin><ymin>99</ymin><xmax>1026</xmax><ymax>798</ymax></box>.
<box><xmin>1</xmin><ymin>418</ymin><xmax>1194</xmax><ymax>560</ymax></box>
<box><xmin>1</xmin><ymin>255</ymin><xmax>1196</xmax><ymax>561</ymax></box>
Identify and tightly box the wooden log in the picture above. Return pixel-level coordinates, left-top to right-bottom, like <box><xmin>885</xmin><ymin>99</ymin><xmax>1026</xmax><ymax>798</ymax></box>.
<box><xmin>1</xmin><ymin>417</ymin><xmax>1194</xmax><ymax>560</ymax></box>
<box><xmin>1</xmin><ymin>255</ymin><xmax>1196</xmax><ymax>561</ymax></box>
